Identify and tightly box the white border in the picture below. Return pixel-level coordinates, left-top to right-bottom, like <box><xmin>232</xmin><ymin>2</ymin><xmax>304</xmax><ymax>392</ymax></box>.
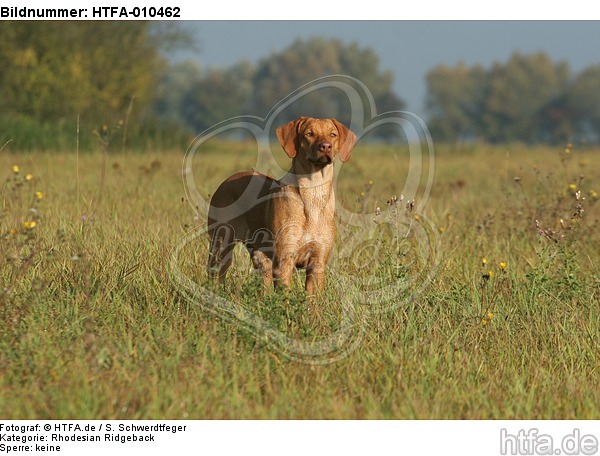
<box><xmin>2</xmin><ymin>420</ymin><xmax>599</xmax><ymax>456</ymax></box>
<box><xmin>5</xmin><ymin>0</ymin><xmax>599</xmax><ymax>20</ymax></box>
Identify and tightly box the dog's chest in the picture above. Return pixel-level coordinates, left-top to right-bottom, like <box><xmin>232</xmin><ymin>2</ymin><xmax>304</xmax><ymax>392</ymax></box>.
<box><xmin>272</xmin><ymin>184</ymin><xmax>336</xmax><ymax>262</ymax></box>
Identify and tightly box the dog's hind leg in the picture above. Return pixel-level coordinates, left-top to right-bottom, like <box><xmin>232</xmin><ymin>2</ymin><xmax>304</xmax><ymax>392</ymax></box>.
<box><xmin>207</xmin><ymin>224</ymin><xmax>235</xmax><ymax>285</ymax></box>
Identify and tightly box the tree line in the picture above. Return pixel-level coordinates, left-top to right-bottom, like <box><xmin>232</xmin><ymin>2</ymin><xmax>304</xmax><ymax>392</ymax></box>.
<box><xmin>0</xmin><ymin>22</ymin><xmax>188</xmax><ymax>149</ymax></box>
<box><xmin>152</xmin><ymin>37</ymin><xmax>404</xmax><ymax>135</ymax></box>
<box><xmin>1</xmin><ymin>22</ymin><xmax>598</xmax><ymax>149</ymax></box>
<box><xmin>426</xmin><ymin>53</ymin><xmax>600</xmax><ymax>144</ymax></box>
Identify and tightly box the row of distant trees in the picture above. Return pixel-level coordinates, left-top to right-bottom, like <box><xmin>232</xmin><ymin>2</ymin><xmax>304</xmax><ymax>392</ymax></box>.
<box><xmin>1</xmin><ymin>22</ymin><xmax>599</xmax><ymax>148</ymax></box>
<box><xmin>155</xmin><ymin>46</ymin><xmax>600</xmax><ymax>144</ymax></box>
<box><xmin>0</xmin><ymin>22</ymin><xmax>194</xmax><ymax>149</ymax></box>
<box><xmin>0</xmin><ymin>22</ymin><xmax>174</xmax><ymax>122</ymax></box>
<box><xmin>153</xmin><ymin>37</ymin><xmax>404</xmax><ymax>134</ymax></box>
<box><xmin>426</xmin><ymin>53</ymin><xmax>600</xmax><ymax>143</ymax></box>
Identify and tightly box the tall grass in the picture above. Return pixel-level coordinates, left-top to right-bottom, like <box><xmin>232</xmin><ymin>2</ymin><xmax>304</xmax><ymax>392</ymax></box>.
<box><xmin>0</xmin><ymin>115</ymin><xmax>193</xmax><ymax>153</ymax></box>
<box><xmin>0</xmin><ymin>141</ymin><xmax>598</xmax><ymax>419</ymax></box>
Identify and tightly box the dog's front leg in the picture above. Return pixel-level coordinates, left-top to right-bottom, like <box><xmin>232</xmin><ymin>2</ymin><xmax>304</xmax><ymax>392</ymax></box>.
<box><xmin>305</xmin><ymin>259</ymin><xmax>327</xmax><ymax>296</ymax></box>
<box><xmin>273</xmin><ymin>252</ymin><xmax>295</xmax><ymax>289</ymax></box>
<box><xmin>250</xmin><ymin>250</ymin><xmax>273</xmax><ymax>290</ymax></box>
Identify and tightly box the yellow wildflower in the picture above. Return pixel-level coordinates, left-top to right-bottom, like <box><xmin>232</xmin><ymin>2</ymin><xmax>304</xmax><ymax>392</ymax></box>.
<box><xmin>481</xmin><ymin>258</ymin><xmax>487</xmax><ymax>265</ymax></box>
<box><xmin>568</xmin><ymin>184</ymin><xmax>577</xmax><ymax>191</ymax></box>
<box><xmin>12</xmin><ymin>165</ymin><xmax>19</xmax><ymax>174</ymax></box>
<box><xmin>25</xmin><ymin>174</ymin><xmax>33</xmax><ymax>181</ymax></box>
<box><xmin>482</xmin><ymin>312</ymin><xmax>494</xmax><ymax>326</ymax></box>
<box><xmin>499</xmin><ymin>262</ymin><xmax>507</xmax><ymax>271</ymax></box>
<box><xmin>35</xmin><ymin>191</ymin><xmax>44</xmax><ymax>200</ymax></box>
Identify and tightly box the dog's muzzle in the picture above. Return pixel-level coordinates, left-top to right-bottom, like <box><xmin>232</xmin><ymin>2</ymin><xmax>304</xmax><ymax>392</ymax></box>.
<box><xmin>308</xmin><ymin>142</ymin><xmax>333</xmax><ymax>165</ymax></box>
<box><xmin>309</xmin><ymin>155</ymin><xmax>333</xmax><ymax>165</ymax></box>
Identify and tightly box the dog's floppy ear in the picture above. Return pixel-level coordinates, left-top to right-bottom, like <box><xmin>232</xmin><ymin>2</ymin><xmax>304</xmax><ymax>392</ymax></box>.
<box><xmin>332</xmin><ymin>120</ymin><xmax>356</xmax><ymax>163</ymax></box>
<box><xmin>276</xmin><ymin>117</ymin><xmax>308</xmax><ymax>158</ymax></box>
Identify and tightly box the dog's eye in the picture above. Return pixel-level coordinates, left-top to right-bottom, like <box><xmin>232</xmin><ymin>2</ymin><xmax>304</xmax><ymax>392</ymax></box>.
<box><xmin>330</xmin><ymin>132</ymin><xmax>338</xmax><ymax>137</ymax></box>
<box><xmin>305</xmin><ymin>131</ymin><xmax>314</xmax><ymax>137</ymax></box>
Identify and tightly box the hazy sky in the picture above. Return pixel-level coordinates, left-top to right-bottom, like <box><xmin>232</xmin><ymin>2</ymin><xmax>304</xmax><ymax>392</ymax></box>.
<box><xmin>177</xmin><ymin>21</ymin><xmax>599</xmax><ymax>117</ymax></box>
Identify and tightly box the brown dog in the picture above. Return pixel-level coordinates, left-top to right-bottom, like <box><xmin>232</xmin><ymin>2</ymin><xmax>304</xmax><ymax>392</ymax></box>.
<box><xmin>207</xmin><ymin>117</ymin><xmax>356</xmax><ymax>295</ymax></box>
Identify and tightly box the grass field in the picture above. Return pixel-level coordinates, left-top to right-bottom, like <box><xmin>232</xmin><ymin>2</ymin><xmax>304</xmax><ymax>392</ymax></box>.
<box><xmin>1</xmin><ymin>139</ymin><xmax>599</xmax><ymax>419</ymax></box>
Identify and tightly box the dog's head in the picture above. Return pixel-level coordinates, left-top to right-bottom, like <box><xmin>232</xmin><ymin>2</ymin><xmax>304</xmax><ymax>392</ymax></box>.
<box><xmin>276</xmin><ymin>117</ymin><xmax>356</xmax><ymax>166</ymax></box>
